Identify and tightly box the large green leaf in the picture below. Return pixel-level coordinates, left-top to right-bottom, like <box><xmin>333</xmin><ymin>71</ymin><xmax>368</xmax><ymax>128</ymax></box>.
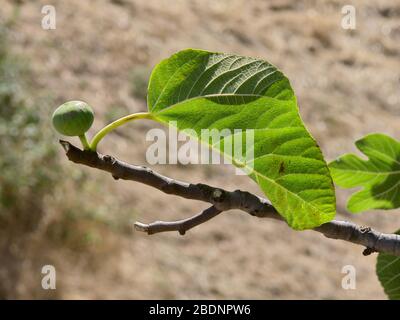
<box><xmin>147</xmin><ymin>49</ymin><xmax>336</xmax><ymax>230</ymax></box>
<box><xmin>329</xmin><ymin>133</ymin><xmax>400</xmax><ymax>213</ymax></box>
<box><xmin>377</xmin><ymin>230</ymin><xmax>400</xmax><ymax>300</ymax></box>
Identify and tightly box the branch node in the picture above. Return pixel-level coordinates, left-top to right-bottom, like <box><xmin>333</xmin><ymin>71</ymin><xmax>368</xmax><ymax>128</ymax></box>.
<box><xmin>363</xmin><ymin>247</ymin><xmax>377</xmax><ymax>256</ymax></box>
<box><xmin>360</xmin><ymin>226</ymin><xmax>372</xmax><ymax>234</ymax></box>
<box><xmin>212</xmin><ymin>189</ymin><xmax>225</xmax><ymax>202</ymax></box>
<box><xmin>103</xmin><ymin>155</ymin><xmax>116</xmax><ymax>164</ymax></box>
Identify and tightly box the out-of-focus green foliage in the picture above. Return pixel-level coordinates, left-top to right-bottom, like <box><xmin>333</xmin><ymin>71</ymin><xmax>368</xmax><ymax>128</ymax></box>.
<box><xmin>0</xmin><ymin>26</ymin><xmax>60</xmax><ymax>228</ymax></box>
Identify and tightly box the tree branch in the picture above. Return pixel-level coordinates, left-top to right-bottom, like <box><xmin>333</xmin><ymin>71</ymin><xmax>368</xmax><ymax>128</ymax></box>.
<box><xmin>134</xmin><ymin>206</ymin><xmax>222</xmax><ymax>235</ymax></box>
<box><xmin>60</xmin><ymin>140</ymin><xmax>400</xmax><ymax>257</ymax></box>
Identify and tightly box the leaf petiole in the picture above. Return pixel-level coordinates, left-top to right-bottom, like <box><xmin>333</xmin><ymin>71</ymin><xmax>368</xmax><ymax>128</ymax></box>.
<box><xmin>89</xmin><ymin>112</ymin><xmax>153</xmax><ymax>151</ymax></box>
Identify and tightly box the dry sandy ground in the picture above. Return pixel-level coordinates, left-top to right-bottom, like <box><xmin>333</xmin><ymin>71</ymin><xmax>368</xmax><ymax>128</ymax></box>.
<box><xmin>1</xmin><ymin>0</ymin><xmax>400</xmax><ymax>299</ymax></box>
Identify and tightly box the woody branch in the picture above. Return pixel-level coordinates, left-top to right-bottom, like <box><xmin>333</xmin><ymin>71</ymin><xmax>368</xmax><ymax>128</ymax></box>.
<box><xmin>60</xmin><ymin>140</ymin><xmax>400</xmax><ymax>257</ymax></box>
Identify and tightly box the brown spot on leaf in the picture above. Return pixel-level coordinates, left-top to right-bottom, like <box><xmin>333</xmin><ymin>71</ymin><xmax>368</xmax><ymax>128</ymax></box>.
<box><xmin>279</xmin><ymin>162</ymin><xmax>285</xmax><ymax>174</ymax></box>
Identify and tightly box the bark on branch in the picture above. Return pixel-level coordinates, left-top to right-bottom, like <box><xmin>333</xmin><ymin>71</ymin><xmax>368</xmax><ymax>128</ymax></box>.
<box><xmin>60</xmin><ymin>140</ymin><xmax>400</xmax><ymax>257</ymax></box>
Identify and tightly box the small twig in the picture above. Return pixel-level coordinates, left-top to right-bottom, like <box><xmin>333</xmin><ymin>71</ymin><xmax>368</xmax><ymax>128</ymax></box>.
<box><xmin>134</xmin><ymin>206</ymin><xmax>222</xmax><ymax>235</ymax></box>
<box><xmin>60</xmin><ymin>140</ymin><xmax>400</xmax><ymax>257</ymax></box>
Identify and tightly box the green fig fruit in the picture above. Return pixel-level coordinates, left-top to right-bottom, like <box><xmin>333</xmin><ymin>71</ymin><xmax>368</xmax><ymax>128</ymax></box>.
<box><xmin>52</xmin><ymin>101</ymin><xmax>94</xmax><ymax>136</ymax></box>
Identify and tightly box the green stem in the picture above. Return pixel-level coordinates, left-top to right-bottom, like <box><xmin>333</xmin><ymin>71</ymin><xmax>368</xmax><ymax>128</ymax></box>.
<box><xmin>79</xmin><ymin>134</ymin><xmax>91</xmax><ymax>150</ymax></box>
<box><xmin>89</xmin><ymin>112</ymin><xmax>153</xmax><ymax>151</ymax></box>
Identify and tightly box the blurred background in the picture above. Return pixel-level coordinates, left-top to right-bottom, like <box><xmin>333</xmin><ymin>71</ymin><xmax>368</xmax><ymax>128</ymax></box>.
<box><xmin>0</xmin><ymin>0</ymin><xmax>399</xmax><ymax>299</ymax></box>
